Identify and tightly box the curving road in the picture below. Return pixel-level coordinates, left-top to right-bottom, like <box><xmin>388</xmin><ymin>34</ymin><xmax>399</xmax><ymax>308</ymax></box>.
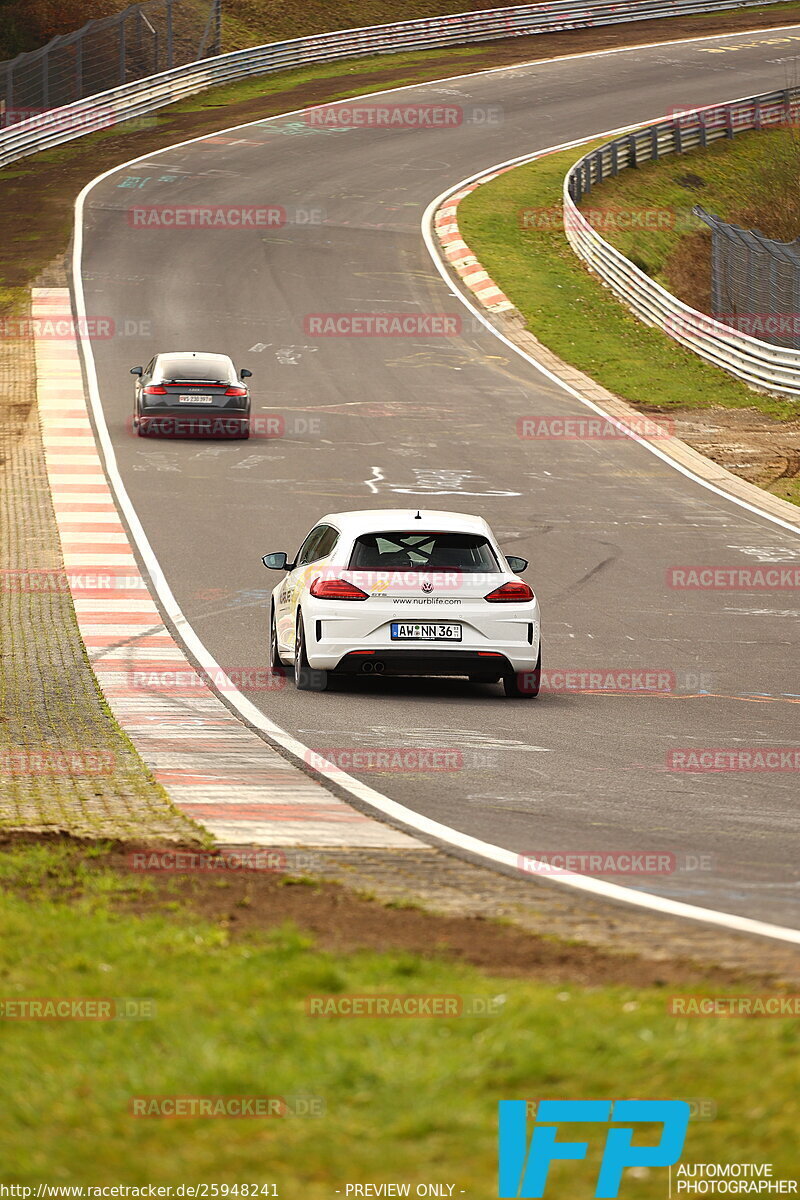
<box><xmin>79</xmin><ymin>25</ymin><xmax>800</xmax><ymax>930</ymax></box>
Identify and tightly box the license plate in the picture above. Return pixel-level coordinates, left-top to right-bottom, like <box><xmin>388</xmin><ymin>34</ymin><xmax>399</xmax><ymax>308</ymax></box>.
<box><xmin>178</xmin><ymin>395</ymin><xmax>214</xmax><ymax>404</ymax></box>
<box><xmin>391</xmin><ymin>622</ymin><xmax>462</xmax><ymax>641</ymax></box>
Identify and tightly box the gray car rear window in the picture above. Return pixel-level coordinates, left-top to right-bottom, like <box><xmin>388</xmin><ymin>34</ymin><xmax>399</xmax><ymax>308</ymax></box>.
<box><xmin>157</xmin><ymin>355</ymin><xmax>234</xmax><ymax>382</ymax></box>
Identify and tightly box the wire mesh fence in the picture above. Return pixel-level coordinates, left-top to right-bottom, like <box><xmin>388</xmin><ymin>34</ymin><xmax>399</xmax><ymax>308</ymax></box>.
<box><xmin>0</xmin><ymin>0</ymin><xmax>221</xmax><ymax>122</ymax></box>
<box><xmin>694</xmin><ymin>206</ymin><xmax>800</xmax><ymax>351</ymax></box>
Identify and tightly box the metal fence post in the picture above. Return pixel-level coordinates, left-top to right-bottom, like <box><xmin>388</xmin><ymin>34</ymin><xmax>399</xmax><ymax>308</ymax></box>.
<box><xmin>119</xmin><ymin>11</ymin><xmax>127</xmax><ymax>85</ymax></box>
<box><xmin>214</xmin><ymin>0</ymin><xmax>222</xmax><ymax>56</ymax></box>
<box><xmin>75</xmin><ymin>35</ymin><xmax>83</xmax><ymax>100</ymax></box>
<box><xmin>42</xmin><ymin>47</ymin><xmax>49</xmax><ymax>109</ymax></box>
<box><xmin>694</xmin><ymin>204</ymin><xmax>800</xmax><ymax>349</ymax></box>
<box><xmin>166</xmin><ymin>0</ymin><xmax>175</xmax><ymax>70</ymax></box>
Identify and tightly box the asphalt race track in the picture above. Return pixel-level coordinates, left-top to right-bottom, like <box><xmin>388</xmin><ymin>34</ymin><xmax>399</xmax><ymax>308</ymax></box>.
<box><xmin>79</xmin><ymin>26</ymin><xmax>800</xmax><ymax>931</ymax></box>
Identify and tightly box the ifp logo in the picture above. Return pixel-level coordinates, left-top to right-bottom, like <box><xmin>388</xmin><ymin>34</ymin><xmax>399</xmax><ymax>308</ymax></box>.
<box><xmin>498</xmin><ymin>1100</ymin><xmax>690</xmax><ymax>1197</ymax></box>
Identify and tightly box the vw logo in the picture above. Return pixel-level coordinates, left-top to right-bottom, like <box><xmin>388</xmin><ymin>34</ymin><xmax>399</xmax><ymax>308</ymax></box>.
<box><xmin>422</xmin><ymin>580</ymin><xmax>434</xmax><ymax>593</ymax></box>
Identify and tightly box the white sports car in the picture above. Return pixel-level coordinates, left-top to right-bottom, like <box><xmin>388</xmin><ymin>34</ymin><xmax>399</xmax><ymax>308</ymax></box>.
<box><xmin>262</xmin><ymin>509</ymin><xmax>541</xmax><ymax>697</ymax></box>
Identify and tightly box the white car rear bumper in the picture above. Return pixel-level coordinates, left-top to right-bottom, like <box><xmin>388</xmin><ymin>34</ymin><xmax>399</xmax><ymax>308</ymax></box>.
<box><xmin>300</xmin><ymin>599</ymin><xmax>540</xmax><ymax>674</ymax></box>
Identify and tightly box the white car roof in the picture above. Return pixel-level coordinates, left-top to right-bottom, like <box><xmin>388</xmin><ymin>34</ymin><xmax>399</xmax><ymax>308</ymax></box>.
<box><xmin>320</xmin><ymin>509</ymin><xmax>494</xmax><ymax>537</ymax></box>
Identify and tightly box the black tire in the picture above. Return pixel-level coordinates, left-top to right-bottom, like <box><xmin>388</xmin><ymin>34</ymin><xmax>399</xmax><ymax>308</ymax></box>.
<box><xmin>503</xmin><ymin>644</ymin><xmax>541</xmax><ymax>699</ymax></box>
<box><xmin>269</xmin><ymin>605</ymin><xmax>284</xmax><ymax>673</ymax></box>
<box><xmin>136</xmin><ymin>421</ymin><xmax>147</xmax><ymax>437</ymax></box>
<box><xmin>238</xmin><ymin>421</ymin><xmax>251</xmax><ymax>440</ymax></box>
<box><xmin>294</xmin><ymin>615</ymin><xmax>327</xmax><ymax>692</ymax></box>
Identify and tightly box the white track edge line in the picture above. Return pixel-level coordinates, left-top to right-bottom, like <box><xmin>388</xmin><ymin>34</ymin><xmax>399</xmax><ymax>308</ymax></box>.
<box><xmin>71</xmin><ymin>35</ymin><xmax>800</xmax><ymax>945</ymax></box>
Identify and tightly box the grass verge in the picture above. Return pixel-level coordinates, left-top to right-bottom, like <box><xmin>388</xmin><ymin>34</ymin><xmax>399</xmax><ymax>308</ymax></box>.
<box><xmin>0</xmin><ymin>838</ymin><xmax>798</xmax><ymax>1188</ymax></box>
<box><xmin>457</xmin><ymin>140</ymin><xmax>799</xmax><ymax>422</ymax></box>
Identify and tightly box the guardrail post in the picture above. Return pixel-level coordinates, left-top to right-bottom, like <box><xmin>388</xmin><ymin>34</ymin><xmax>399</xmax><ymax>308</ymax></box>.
<box><xmin>725</xmin><ymin>106</ymin><xmax>734</xmax><ymax>139</ymax></box>
<box><xmin>699</xmin><ymin>113</ymin><xmax>706</xmax><ymax>148</ymax></box>
<box><xmin>628</xmin><ymin>132</ymin><xmax>637</xmax><ymax>168</ymax></box>
<box><xmin>651</xmin><ymin>125</ymin><xmax>659</xmax><ymax>160</ymax></box>
<box><xmin>610</xmin><ymin>140</ymin><xmax>618</xmax><ymax>177</ymax></box>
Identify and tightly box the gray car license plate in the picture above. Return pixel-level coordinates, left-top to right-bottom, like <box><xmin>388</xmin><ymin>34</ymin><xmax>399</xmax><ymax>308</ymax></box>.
<box><xmin>178</xmin><ymin>395</ymin><xmax>214</xmax><ymax>404</ymax></box>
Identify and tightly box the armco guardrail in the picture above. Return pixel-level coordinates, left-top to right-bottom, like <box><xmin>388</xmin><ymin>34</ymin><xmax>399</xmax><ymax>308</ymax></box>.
<box><xmin>564</xmin><ymin>88</ymin><xmax>800</xmax><ymax>398</ymax></box>
<box><xmin>0</xmin><ymin>0</ymin><xmax>786</xmax><ymax>171</ymax></box>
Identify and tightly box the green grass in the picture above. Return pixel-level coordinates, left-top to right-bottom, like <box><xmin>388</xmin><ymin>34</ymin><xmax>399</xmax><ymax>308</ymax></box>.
<box><xmin>1</xmin><ymin>842</ymin><xmax>798</xmax><ymax>1188</ymax></box>
<box><xmin>768</xmin><ymin>476</ymin><xmax>800</xmax><ymax>505</ymax></box>
<box><xmin>457</xmin><ymin>141</ymin><xmax>798</xmax><ymax>421</ymax></box>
